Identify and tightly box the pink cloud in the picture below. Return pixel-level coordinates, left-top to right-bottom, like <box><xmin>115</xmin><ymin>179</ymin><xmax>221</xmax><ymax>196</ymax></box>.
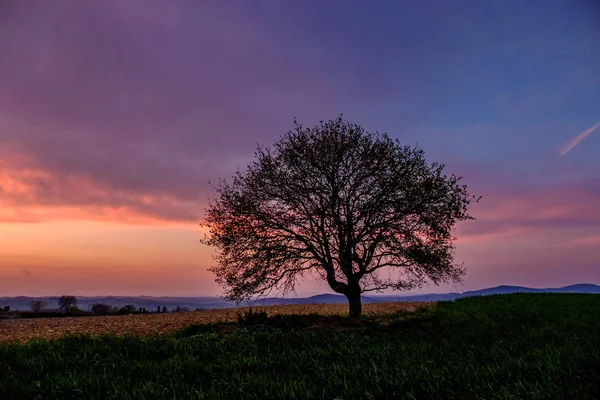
<box><xmin>569</xmin><ymin>235</ymin><xmax>600</xmax><ymax>247</ymax></box>
<box><xmin>0</xmin><ymin>160</ymin><xmax>201</xmax><ymax>224</ymax></box>
<box><xmin>457</xmin><ymin>178</ymin><xmax>600</xmax><ymax>239</ymax></box>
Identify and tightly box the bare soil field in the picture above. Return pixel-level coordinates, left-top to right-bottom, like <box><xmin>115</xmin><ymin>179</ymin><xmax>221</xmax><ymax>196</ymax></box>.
<box><xmin>0</xmin><ymin>302</ymin><xmax>431</xmax><ymax>343</ymax></box>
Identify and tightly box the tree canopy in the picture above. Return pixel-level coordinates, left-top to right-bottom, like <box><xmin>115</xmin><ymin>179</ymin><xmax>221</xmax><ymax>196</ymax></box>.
<box><xmin>201</xmin><ymin>117</ymin><xmax>479</xmax><ymax>318</ymax></box>
<box><xmin>58</xmin><ymin>295</ymin><xmax>77</xmax><ymax>313</ymax></box>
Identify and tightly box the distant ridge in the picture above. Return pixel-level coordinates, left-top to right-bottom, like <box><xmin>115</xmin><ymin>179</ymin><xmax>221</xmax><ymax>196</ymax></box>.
<box><xmin>555</xmin><ymin>284</ymin><xmax>600</xmax><ymax>293</ymax></box>
<box><xmin>1</xmin><ymin>284</ymin><xmax>598</xmax><ymax>311</ymax></box>
<box><xmin>461</xmin><ymin>284</ymin><xmax>600</xmax><ymax>297</ymax></box>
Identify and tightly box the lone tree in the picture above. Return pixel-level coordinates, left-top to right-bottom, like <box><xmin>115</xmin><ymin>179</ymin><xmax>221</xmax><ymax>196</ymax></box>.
<box><xmin>201</xmin><ymin>117</ymin><xmax>479</xmax><ymax>318</ymax></box>
<box><xmin>58</xmin><ymin>295</ymin><xmax>77</xmax><ymax>313</ymax></box>
<box><xmin>30</xmin><ymin>300</ymin><xmax>47</xmax><ymax>313</ymax></box>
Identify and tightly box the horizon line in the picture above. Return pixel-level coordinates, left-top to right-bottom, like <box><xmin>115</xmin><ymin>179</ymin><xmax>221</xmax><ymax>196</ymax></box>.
<box><xmin>2</xmin><ymin>282</ymin><xmax>598</xmax><ymax>299</ymax></box>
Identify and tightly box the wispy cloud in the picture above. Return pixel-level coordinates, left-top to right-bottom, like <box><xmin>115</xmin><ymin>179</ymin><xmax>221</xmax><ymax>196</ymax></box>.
<box><xmin>558</xmin><ymin>121</ymin><xmax>600</xmax><ymax>156</ymax></box>
<box><xmin>569</xmin><ymin>235</ymin><xmax>600</xmax><ymax>247</ymax></box>
<box><xmin>456</xmin><ymin>178</ymin><xmax>600</xmax><ymax>239</ymax></box>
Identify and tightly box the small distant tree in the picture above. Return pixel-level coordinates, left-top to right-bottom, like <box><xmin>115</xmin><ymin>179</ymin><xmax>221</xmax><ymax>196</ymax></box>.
<box><xmin>162</xmin><ymin>306</ymin><xmax>167</xmax><ymax>313</ymax></box>
<box><xmin>58</xmin><ymin>295</ymin><xmax>77</xmax><ymax>313</ymax></box>
<box><xmin>30</xmin><ymin>300</ymin><xmax>47</xmax><ymax>313</ymax></box>
<box><xmin>2</xmin><ymin>306</ymin><xmax>9</xmax><ymax>312</ymax></box>
<box><xmin>201</xmin><ymin>117</ymin><xmax>479</xmax><ymax>318</ymax></box>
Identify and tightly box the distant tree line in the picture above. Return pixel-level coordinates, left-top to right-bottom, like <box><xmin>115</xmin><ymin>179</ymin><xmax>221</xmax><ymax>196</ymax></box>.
<box><xmin>89</xmin><ymin>303</ymin><xmax>190</xmax><ymax>315</ymax></box>
<box><xmin>1</xmin><ymin>296</ymin><xmax>194</xmax><ymax>318</ymax></box>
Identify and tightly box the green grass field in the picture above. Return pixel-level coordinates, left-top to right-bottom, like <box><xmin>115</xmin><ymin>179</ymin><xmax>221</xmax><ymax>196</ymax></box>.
<box><xmin>1</xmin><ymin>294</ymin><xmax>599</xmax><ymax>399</ymax></box>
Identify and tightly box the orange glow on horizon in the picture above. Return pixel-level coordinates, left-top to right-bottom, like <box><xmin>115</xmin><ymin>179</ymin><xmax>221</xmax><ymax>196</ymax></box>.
<box><xmin>1</xmin><ymin>157</ymin><xmax>599</xmax><ymax>296</ymax></box>
<box><xmin>0</xmin><ymin>220</ymin><xmax>218</xmax><ymax>296</ymax></box>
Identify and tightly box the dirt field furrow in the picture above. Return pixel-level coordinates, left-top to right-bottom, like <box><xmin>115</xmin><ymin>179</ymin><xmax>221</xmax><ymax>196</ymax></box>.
<box><xmin>0</xmin><ymin>302</ymin><xmax>431</xmax><ymax>343</ymax></box>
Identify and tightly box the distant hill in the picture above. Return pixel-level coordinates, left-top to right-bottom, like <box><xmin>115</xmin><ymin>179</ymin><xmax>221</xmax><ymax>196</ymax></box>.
<box><xmin>462</xmin><ymin>285</ymin><xmax>543</xmax><ymax>297</ymax></box>
<box><xmin>553</xmin><ymin>284</ymin><xmax>600</xmax><ymax>293</ymax></box>
<box><xmin>1</xmin><ymin>284</ymin><xmax>598</xmax><ymax>311</ymax></box>
<box><xmin>462</xmin><ymin>284</ymin><xmax>600</xmax><ymax>297</ymax></box>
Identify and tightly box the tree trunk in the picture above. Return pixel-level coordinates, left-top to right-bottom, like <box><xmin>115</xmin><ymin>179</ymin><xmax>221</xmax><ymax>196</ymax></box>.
<box><xmin>346</xmin><ymin>291</ymin><xmax>362</xmax><ymax>319</ymax></box>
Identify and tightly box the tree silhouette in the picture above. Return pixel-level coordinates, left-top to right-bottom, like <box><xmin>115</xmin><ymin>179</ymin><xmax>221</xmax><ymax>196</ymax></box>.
<box><xmin>30</xmin><ymin>300</ymin><xmax>47</xmax><ymax>313</ymax></box>
<box><xmin>201</xmin><ymin>117</ymin><xmax>479</xmax><ymax>318</ymax></box>
<box><xmin>58</xmin><ymin>295</ymin><xmax>77</xmax><ymax>313</ymax></box>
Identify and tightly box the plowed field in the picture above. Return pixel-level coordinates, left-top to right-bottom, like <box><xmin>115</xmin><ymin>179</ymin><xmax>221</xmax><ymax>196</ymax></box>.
<box><xmin>0</xmin><ymin>302</ymin><xmax>431</xmax><ymax>343</ymax></box>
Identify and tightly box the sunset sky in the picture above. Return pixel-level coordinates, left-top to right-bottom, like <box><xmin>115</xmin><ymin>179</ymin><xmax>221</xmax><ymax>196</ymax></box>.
<box><xmin>0</xmin><ymin>1</ymin><xmax>599</xmax><ymax>297</ymax></box>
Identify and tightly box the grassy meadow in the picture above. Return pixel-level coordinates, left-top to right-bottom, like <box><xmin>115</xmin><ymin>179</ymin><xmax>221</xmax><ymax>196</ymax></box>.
<box><xmin>0</xmin><ymin>293</ymin><xmax>598</xmax><ymax>399</ymax></box>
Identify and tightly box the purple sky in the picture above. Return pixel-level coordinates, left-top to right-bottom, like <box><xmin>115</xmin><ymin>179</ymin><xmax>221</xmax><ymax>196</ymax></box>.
<box><xmin>0</xmin><ymin>0</ymin><xmax>599</xmax><ymax>296</ymax></box>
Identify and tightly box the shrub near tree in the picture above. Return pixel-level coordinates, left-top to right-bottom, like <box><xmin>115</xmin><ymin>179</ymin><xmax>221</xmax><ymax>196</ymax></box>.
<box><xmin>202</xmin><ymin>117</ymin><xmax>479</xmax><ymax>318</ymax></box>
<box><xmin>91</xmin><ymin>303</ymin><xmax>118</xmax><ymax>315</ymax></box>
<box><xmin>117</xmin><ymin>305</ymin><xmax>137</xmax><ymax>315</ymax></box>
<box><xmin>67</xmin><ymin>306</ymin><xmax>86</xmax><ymax>315</ymax></box>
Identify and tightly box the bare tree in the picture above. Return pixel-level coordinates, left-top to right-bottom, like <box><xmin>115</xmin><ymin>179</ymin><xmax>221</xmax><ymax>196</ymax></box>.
<box><xmin>30</xmin><ymin>300</ymin><xmax>47</xmax><ymax>313</ymax></box>
<box><xmin>201</xmin><ymin>117</ymin><xmax>479</xmax><ymax>318</ymax></box>
<box><xmin>58</xmin><ymin>295</ymin><xmax>77</xmax><ymax>313</ymax></box>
